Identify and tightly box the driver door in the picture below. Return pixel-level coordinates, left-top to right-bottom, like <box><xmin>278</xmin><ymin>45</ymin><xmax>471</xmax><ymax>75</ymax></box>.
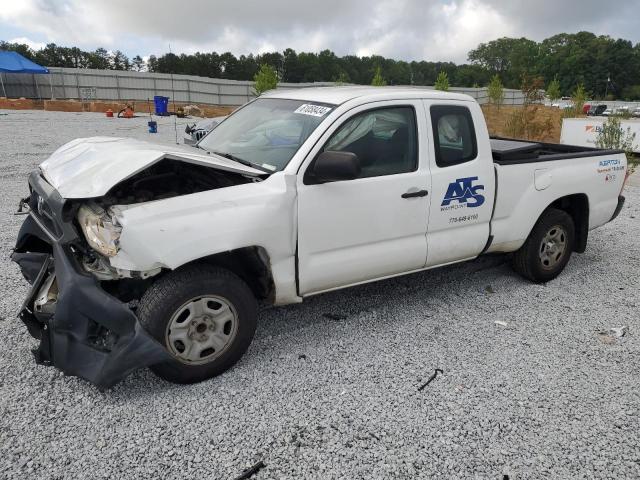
<box><xmin>296</xmin><ymin>100</ymin><xmax>431</xmax><ymax>295</ymax></box>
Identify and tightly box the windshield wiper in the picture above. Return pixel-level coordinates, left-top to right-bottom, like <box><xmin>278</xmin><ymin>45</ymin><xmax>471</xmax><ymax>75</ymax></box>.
<box><xmin>210</xmin><ymin>151</ymin><xmax>272</xmax><ymax>173</ymax></box>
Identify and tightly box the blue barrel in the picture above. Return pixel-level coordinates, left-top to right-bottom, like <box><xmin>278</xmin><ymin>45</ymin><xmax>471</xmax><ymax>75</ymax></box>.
<box><xmin>148</xmin><ymin>120</ymin><xmax>157</xmax><ymax>133</ymax></box>
<box><xmin>153</xmin><ymin>96</ymin><xmax>169</xmax><ymax>116</ymax></box>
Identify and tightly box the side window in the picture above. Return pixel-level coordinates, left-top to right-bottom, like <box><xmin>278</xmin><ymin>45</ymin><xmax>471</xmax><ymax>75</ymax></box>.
<box><xmin>430</xmin><ymin>105</ymin><xmax>477</xmax><ymax>167</ymax></box>
<box><xmin>313</xmin><ymin>106</ymin><xmax>417</xmax><ymax>180</ymax></box>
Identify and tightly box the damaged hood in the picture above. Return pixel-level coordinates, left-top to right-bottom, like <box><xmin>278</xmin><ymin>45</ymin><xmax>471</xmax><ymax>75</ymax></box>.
<box><xmin>40</xmin><ymin>137</ymin><xmax>266</xmax><ymax>199</ymax></box>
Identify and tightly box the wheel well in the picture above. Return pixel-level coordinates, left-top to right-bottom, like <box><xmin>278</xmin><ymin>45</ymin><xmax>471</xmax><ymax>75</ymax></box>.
<box><xmin>187</xmin><ymin>247</ymin><xmax>275</xmax><ymax>302</ymax></box>
<box><xmin>548</xmin><ymin>194</ymin><xmax>589</xmax><ymax>253</ymax></box>
<box><xmin>14</xmin><ymin>233</ymin><xmax>52</xmax><ymax>254</ymax></box>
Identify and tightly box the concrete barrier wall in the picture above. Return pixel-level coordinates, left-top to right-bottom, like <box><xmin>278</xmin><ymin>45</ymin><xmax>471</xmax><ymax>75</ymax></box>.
<box><xmin>1</xmin><ymin>67</ymin><xmax>527</xmax><ymax>106</ymax></box>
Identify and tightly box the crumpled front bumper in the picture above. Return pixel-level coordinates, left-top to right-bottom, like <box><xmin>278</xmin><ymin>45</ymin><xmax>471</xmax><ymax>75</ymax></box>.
<box><xmin>11</xmin><ymin>173</ymin><xmax>171</xmax><ymax>389</ymax></box>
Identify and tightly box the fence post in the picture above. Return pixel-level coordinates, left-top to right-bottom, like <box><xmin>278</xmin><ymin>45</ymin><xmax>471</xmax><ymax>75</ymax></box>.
<box><xmin>187</xmin><ymin>79</ymin><xmax>191</xmax><ymax>103</ymax></box>
<box><xmin>75</xmin><ymin>71</ymin><xmax>81</xmax><ymax>100</ymax></box>
<box><xmin>115</xmin><ymin>73</ymin><xmax>121</xmax><ymax>101</ymax></box>
<box><xmin>33</xmin><ymin>74</ymin><xmax>41</xmax><ymax>99</ymax></box>
<box><xmin>60</xmin><ymin>70</ymin><xmax>65</xmax><ymax>99</ymax></box>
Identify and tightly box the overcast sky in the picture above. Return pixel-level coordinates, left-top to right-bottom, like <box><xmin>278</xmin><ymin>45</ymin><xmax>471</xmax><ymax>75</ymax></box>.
<box><xmin>2</xmin><ymin>0</ymin><xmax>639</xmax><ymax>63</ymax></box>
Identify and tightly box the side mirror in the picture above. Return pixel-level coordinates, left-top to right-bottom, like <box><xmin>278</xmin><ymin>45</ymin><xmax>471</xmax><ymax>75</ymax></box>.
<box><xmin>313</xmin><ymin>151</ymin><xmax>361</xmax><ymax>183</ymax></box>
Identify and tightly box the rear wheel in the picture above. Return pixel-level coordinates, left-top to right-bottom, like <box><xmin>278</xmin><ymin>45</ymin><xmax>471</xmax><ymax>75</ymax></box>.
<box><xmin>138</xmin><ymin>264</ymin><xmax>257</xmax><ymax>384</ymax></box>
<box><xmin>512</xmin><ymin>208</ymin><xmax>575</xmax><ymax>283</ymax></box>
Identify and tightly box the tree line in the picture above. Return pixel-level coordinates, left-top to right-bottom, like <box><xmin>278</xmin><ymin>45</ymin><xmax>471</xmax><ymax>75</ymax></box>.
<box><xmin>2</xmin><ymin>31</ymin><xmax>639</xmax><ymax>99</ymax></box>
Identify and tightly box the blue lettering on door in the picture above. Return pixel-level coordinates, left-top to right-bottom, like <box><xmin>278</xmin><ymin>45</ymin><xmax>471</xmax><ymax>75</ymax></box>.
<box><xmin>441</xmin><ymin>177</ymin><xmax>485</xmax><ymax>208</ymax></box>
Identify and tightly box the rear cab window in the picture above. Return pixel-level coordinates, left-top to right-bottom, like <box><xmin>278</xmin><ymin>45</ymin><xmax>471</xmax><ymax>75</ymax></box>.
<box><xmin>430</xmin><ymin>105</ymin><xmax>477</xmax><ymax>168</ymax></box>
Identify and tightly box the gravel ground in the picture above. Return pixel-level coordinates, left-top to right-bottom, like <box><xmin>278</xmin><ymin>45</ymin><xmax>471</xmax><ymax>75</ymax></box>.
<box><xmin>0</xmin><ymin>110</ymin><xmax>639</xmax><ymax>479</ymax></box>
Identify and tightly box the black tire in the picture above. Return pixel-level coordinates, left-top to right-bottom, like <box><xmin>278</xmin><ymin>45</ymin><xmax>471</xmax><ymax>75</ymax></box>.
<box><xmin>138</xmin><ymin>264</ymin><xmax>257</xmax><ymax>384</ymax></box>
<box><xmin>512</xmin><ymin>208</ymin><xmax>575</xmax><ymax>283</ymax></box>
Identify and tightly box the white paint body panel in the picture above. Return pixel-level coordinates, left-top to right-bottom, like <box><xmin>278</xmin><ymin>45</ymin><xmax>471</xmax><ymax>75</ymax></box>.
<box><xmin>488</xmin><ymin>154</ymin><xmax>626</xmax><ymax>254</ymax></box>
<box><xmin>422</xmin><ymin>99</ymin><xmax>496</xmax><ymax>267</ymax></box>
<box><xmin>40</xmin><ymin>137</ymin><xmax>264</xmax><ymax>198</ymax></box>
<box><xmin>296</xmin><ymin>99</ymin><xmax>431</xmax><ymax>294</ymax></box>
<box><xmin>112</xmin><ymin>173</ymin><xmax>300</xmax><ymax>305</ymax></box>
<box><xmin>38</xmin><ymin>87</ymin><xmax>627</xmax><ymax>306</ymax></box>
<box><xmin>534</xmin><ymin>169</ymin><xmax>552</xmax><ymax>191</ymax></box>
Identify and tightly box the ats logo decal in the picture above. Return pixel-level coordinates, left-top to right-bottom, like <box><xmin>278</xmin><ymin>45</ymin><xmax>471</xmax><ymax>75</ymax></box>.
<box><xmin>441</xmin><ymin>177</ymin><xmax>485</xmax><ymax>210</ymax></box>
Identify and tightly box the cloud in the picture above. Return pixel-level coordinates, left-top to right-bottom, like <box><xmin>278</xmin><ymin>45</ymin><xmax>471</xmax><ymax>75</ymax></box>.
<box><xmin>8</xmin><ymin>37</ymin><xmax>46</xmax><ymax>51</ymax></box>
<box><xmin>1</xmin><ymin>0</ymin><xmax>638</xmax><ymax>63</ymax></box>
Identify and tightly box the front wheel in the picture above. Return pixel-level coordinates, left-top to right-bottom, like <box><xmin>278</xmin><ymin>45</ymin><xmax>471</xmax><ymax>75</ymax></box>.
<box><xmin>512</xmin><ymin>208</ymin><xmax>575</xmax><ymax>283</ymax></box>
<box><xmin>138</xmin><ymin>264</ymin><xmax>257</xmax><ymax>384</ymax></box>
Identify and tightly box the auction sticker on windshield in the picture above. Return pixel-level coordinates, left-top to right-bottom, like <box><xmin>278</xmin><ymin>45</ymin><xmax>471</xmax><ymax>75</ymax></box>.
<box><xmin>294</xmin><ymin>104</ymin><xmax>332</xmax><ymax>117</ymax></box>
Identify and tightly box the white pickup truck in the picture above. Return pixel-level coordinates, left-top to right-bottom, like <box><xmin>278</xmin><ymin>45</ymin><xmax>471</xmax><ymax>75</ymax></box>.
<box><xmin>12</xmin><ymin>87</ymin><xmax>628</xmax><ymax>388</ymax></box>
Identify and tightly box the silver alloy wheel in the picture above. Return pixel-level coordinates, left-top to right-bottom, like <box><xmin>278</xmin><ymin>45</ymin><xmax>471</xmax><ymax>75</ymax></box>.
<box><xmin>165</xmin><ymin>295</ymin><xmax>239</xmax><ymax>365</ymax></box>
<box><xmin>538</xmin><ymin>224</ymin><xmax>567</xmax><ymax>270</ymax></box>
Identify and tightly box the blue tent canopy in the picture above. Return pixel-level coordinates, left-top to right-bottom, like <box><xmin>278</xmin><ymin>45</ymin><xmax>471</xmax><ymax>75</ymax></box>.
<box><xmin>0</xmin><ymin>51</ymin><xmax>48</xmax><ymax>73</ymax></box>
<box><xmin>0</xmin><ymin>51</ymin><xmax>49</xmax><ymax>98</ymax></box>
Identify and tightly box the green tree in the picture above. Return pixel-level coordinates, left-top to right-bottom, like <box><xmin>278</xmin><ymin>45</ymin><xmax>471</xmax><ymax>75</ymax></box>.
<box><xmin>87</xmin><ymin>48</ymin><xmax>111</xmax><ymax>70</ymax></box>
<box><xmin>236</xmin><ymin>54</ymin><xmax>259</xmax><ymax>80</ymax></box>
<box><xmin>538</xmin><ymin>32</ymin><xmax>639</xmax><ymax>99</ymax></box>
<box><xmin>487</xmin><ymin>74</ymin><xmax>504</xmax><ymax>105</ymax></box>
<box><xmin>334</xmin><ymin>71</ymin><xmax>350</xmax><ymax>85</ymax></box>
<box><xmin>296</xmin><ymin>52</ymin><xmax>322</xmax><ymax>82</ymax></box>
<box><xmin>468</xmin><ymin>37</ymin><xmax>539</xmax><ymax>88</ymax></box>
<box><xmin>317</xmin><ymin>49</ymin><xmax>339</xmax><ymax>82</ymax></box>
<box><xmin>0</xmin><ymin>41</ymin><xmax>35</xmax><ymax>61</ymax></box>
<box><xmin>454</xmin><ymin>64</ymin><xmax>491</xmax><ymax>87</ymax></box>
<box><xmin>434</xmin><ymin>71</ymin><xmax>449</xmax><ymax>91</ymax></box>
<box><xmin>572</xmin><ymin>83</ymin><xmax>587</xmax><ymax>114</ymax></box>
<box><xmin>220</xmin><ymin>52</ymin><xmax>240</xmax><ymax>79</ymax></box>
<box><xmin>546</xmin><ymin>76</ymin><xmax>561</xmax><ymax>102</ymax></box>
<box><xmin>1</xmin><ymin>31</ymin><xmax>639</xmax><ymax>95</ymax></box>
<box><xmin>258</xmin><ymin>51</ymin><xmax>284</xmax><ymax>78</ymax></box>
<box><xmin>146</xmin><ymin>55</ymin><xmax>158</xmax><ymax>72</ymax></box>
<box><xmin>253</xmin><ymin>63</ymin><xmax>278</xmax><ymax>95</ymax></box>
<box><xmin>110</xmin><ymin>50</ymin><xmax>129</xmax><ymax>70</ymax></box>
<box><xmin>282</xmin><ymin>48</ymin><xmax>302</xmax><ymax>82</ymax></box>
<box><xmin>621</xmin><ymin>84</ymin><xmax>640</xmax><ymax>101</ymax></box>
<box><xmin>371</xmin><ymin>66</ymin><xmax>386</xmax><ymax>86</ymax></box>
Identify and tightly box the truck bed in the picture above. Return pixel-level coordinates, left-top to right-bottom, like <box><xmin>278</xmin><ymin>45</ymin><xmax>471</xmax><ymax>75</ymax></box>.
<box><xmin>490</xmin><ymin>137</ymin><xmax>624</xmax><ymax>165</ymax></box>
<box><xmin>488</xmin><ymin>141</ymin><xmax>627</xmax><ymax>257</ymax></box>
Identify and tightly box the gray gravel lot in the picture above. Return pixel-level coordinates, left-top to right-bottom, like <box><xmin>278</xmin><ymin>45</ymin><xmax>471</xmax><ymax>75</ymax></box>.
<box><xmin>0</xmin><ymin>110</ymin><xmax>639</xmax><ymax>479</ymax></box>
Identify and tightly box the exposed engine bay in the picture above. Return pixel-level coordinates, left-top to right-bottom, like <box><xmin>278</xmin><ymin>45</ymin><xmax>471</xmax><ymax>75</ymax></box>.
<box><xmin>95</xmin><ymin>158</ymin><xmax>256</xmax><ymax>208</ymax></box>
<box><xmin>71</xmin><ymin>159</ymin><xmax>261</xmax><ymax>282</ymax></box>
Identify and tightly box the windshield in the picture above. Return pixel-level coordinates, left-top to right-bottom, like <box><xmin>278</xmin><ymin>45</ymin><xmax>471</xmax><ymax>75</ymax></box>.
<box><xmin>198</xmin><ymin>98</ymin><xmax>335</xmax><ymax>172</ymax></box>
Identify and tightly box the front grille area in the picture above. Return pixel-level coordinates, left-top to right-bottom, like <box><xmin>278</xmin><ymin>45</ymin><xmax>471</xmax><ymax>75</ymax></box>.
<box><xmin>29</xmin><ymin>192</ymin><xmax>58</xmax><ymax>236</ymax></box>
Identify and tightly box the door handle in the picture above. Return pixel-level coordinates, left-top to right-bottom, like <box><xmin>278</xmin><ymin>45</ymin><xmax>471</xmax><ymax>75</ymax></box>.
<box><xmin>401</xmin><ymin>189</ymin><xmax>428</xmax><ymax>199</ymax></box>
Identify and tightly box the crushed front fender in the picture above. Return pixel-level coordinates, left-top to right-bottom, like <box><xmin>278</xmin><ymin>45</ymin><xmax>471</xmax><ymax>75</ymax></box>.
<box><xmin>11</xmin><ymin>180</ymin><xmax>172</xmax><ymax>389</ymax></box>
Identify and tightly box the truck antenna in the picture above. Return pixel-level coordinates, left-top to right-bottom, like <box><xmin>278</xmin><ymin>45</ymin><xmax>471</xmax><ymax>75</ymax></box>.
<box><xmin>169</xmin><ymin>43</ymin><xmax>178</xmax><ymax>144</ymax></box>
